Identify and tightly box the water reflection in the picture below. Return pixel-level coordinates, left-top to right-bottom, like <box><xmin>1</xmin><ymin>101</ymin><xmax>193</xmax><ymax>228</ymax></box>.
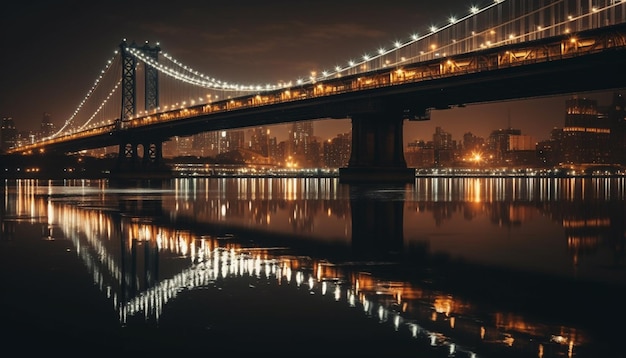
<box><xmin>1</xmin><ymin>177</ymin><xmax>624</xmax><ymax>357</ymax></box>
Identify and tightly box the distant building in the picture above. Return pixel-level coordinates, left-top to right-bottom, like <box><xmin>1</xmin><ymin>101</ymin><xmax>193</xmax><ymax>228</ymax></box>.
<box><xmin>218</xmin><ymin>130</ymin><xmax>245</xmax><ymax>154</ymax></box>
<box><xmin>246</xmin><ymin>127</ymin><xmax>271</xmax><ymax>158</ymax></box>
<box><xmin>462</xmin><ymin>132</ymin><xmax>485</xmax><ymax>152</ymax></box>
<box><xmin>0</xmin><ymin>117</ymin><xmax>17</xmax><ymax>152</ymax></box>
<box><xmin>432</xmin><ymin>127</ymin><xmax>457</xmax><ymax>167</ymax></box>
<box><xmin>506</xmin><ymin>134</ymin><xmax>537</xmax><ymax>166</ymax></box>
<box><xmin>192</xmin><ymin>131</ymin><xmax>220</xmax><ymax>157</ymax></box>
<box><xmin>406</xmin><ymin>140</ymin><xmax>435</xmax><ymax>168</ymax></box>
<box><xmin>306</xmin><ymin>137</ymin><xmax>323</xmax><ymax>167</ymax></box>
<box><xmin>40</xmin><ymin>112</ymin><xmax>54</xmax><ymax>139</ymax></box>
<box><xmin>288</xmin><ymin>121</ymin><xmax>314</xmax><ymax>165</ymax></box>
<box><xmin>268</xmin><ymin>137</ymin><xmax>279</xmax><ymax>163</ymax></box>
<box><xmin>287</xmin><ymin>121</ymin><xmax>313</xmax><ymax>157</ymax></box>
<box><xmin>536</xmin><ymin>128</ymin><xmax>563</xmax><ymax>167</ymax></box>
<box><xmin>487</xmin><ymin>128</ymin><xmax>521</xmax><ymax>165</ymax></box>
<box><xmin>561</xmin><ymin>96</ymin><xmax>611</xmax><ymax>165</ymax></box>
<box><xmin>323</xmin><ymin>132</ymin><xmax>351</xmax><ymax>168</ymax></box>
<box><xmin>607</xmin><ymin>93</ymin><xmax>626</xmax><ymax>164</ymax></box>
<box><xmin>508</xmin><ymin>134</ymin><xmax>535</xmax><ymax>151</ymax></box>
<box><xmin>163</xmin><ymin>136</ymin><xmax>194</xmax><ymax>157</ymax></box>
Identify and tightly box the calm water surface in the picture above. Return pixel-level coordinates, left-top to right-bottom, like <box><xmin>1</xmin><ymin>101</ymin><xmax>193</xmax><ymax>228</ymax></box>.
<box><xmin>1</xmin><ymin>177</ymin><xmax>625</xmax><ymax>357</ymax></box>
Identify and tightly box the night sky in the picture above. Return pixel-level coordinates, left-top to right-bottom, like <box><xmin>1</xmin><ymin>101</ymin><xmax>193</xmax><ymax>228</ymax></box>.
<box><xmin>0</xmin><ymin>0</ymin><xmax>622</xmax><ymax>144</ymax></box>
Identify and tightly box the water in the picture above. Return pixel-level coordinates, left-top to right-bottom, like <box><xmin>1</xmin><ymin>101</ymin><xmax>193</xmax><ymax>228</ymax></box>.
<box><xmin>1</xmin><ymin>177</ymin><xmax>625</xmax><ymax>357</ymax></box>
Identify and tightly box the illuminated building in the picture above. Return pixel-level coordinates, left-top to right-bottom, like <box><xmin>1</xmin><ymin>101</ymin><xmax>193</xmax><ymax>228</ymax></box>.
<box><xmin>192</xmin><ymin>131</ymin><xmax>221</xmax><ymax>157</ymax></box>
<box><xmin>433</xmin><ymin>127</ymin><xmax>457</xmax><ymax>167</ymax></box>
<box><xmin>405</xmin><ymin>140</ymin><xmax>435</xmax><ymax>168</ymax></box>
<box><xmin>287</xmin><ymin>120</ymin><xmax>314</xmax><ymax>165</ymax></box>
<box><xmin>561</xmin><ymin>96</ymin><xmax>611</xmax><ymax>165</ymax></box>
<box><xmin>536</xmin><ymin>128</ymin><xmax>563</xmax><ymax>167</ymax></box>
<box><xmin>323</xmin><ymin>132</ymin><xmax>351</xmax><ymax>168</ymax></box>
<box><xmin>0</xmin><ymin>117</ymin><xmax>17</xmax><ymax>152</ymax></box>
<box><xmin>487</xmin><ymin>127</ymin><xmax>521</xmax><ymax>165</ymax></box>
<box><xmin>246</xmin><ymin>126</ymin><xmax>270</xmax><ymax>157</ymax></box>
<box><xmin>40</xmin><ymin>112</ymin><xmax>55</xmax><ymax>139</ymax></box>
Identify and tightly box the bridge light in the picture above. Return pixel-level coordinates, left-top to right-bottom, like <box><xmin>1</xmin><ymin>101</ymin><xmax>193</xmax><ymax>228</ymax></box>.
<box><xmin>378</xmin><ymin>48</ymin><xmax>385</xmax><ymax>55</ymax></box>
<box><xmin>394</xmin><ymin>41</ymin><xmax>401</xmax><ymax>48</ymax></box>
<box><xmin>470</xmin><ymin>6</ymin><xmax>479</xmax><ymax>14</ymax></box>
<box><xmin>430</xmin><ymin>25</ymin><xmax>437</xmax><ymax>33</ymax></box>
<box><xmin>411</xmin><ymin>33</ymin><xmax>419</xmax><ymax>41</ymax></box>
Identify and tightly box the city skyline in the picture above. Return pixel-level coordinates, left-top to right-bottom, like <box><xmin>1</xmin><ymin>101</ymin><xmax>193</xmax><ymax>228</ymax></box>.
<box><xmin>2</xmin><ymin>0</ymin><xmax>624</xmax><ymax>141</ymax></box>
<box><xmin>178</xmin><ymin>90</ymin><xmax>621</xmax><ymax>144</ymax></box>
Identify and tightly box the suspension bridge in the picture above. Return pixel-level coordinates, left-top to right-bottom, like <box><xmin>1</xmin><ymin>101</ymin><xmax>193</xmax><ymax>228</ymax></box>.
<box><xmin>7</xmin><ymin>0</ymin><xmax>626</xmax><ymax>182</ymax></box>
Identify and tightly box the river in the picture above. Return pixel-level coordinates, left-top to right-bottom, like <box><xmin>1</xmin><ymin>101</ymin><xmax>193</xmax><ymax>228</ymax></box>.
<box><xmin>1</xmin><ymin>177</ymin><xmax>624</xmax><ymax>357</ymax></box>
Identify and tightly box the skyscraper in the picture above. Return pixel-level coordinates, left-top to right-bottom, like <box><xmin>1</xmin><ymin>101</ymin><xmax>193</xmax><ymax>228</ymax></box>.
<box><xmin>287</xmin><ymin>120</ymin><xmax>314</xmax><ymax>166</ymax></box>
<box><xmin>561</xmin><ymin>96</ymin><xmax>611</xmax><ymax>165</ymax></box>
<box><xmin>40</xmin><ymin>112</ymin><xmax>54</xmax><ymax>139</ymax></box>
<box><xmin>0</xmin><ymin>117</ymin><xmax>17</xmax><ymax>152</ymax></box>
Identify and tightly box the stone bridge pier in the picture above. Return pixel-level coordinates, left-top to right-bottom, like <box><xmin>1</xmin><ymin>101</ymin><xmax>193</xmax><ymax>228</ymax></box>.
<box><xmin>339</xmin><ymin>111</ymin><xmax>415</xmax><ymax>183</ymax></box>
<box><xmin>114</xmin><ymin>139</ymin><xmax>169</xmax><ymax>178</ymax></box>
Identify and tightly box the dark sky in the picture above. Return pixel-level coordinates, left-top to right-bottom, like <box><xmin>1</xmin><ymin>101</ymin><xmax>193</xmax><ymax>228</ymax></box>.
<box><xmin>0</xmin><ymin>0</ymin><xmax>622</xmax><ymax>144</ymax></box>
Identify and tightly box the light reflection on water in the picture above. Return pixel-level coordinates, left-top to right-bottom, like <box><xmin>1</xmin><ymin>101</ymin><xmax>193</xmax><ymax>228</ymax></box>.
<box><xmin>1</xmin><ymin>177</ymin><xmax>624</xmax><ymax>357</ymax></box>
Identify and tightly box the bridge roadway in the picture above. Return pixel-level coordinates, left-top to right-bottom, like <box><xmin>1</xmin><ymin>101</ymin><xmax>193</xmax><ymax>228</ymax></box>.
<box><xmin>11</xmin><ymin>23</ymin><xmax>626</xmax><ymax>182</ymax></box>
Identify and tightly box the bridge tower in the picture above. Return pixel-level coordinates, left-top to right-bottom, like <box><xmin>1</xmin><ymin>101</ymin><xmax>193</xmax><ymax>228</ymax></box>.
<box><xmin>120</xmin><ymin>40</ymin><xmax>161</xmax><ymax>120</ymax></box>
<box><xmin>116</xmin><ymin>40</ymin><xmax>167</xmax><ymax>177</ymax></box>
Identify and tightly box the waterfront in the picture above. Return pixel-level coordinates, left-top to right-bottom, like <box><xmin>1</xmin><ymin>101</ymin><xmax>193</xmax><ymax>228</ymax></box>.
<box><xmin>1</xmin><ymin>177</ymin><xmax>625</xmax><ymax>357</ymax></box>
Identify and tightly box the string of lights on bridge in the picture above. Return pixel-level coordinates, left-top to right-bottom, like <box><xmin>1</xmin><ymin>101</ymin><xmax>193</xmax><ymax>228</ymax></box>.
<box><xmin>50</xmin><ymin>52</ymin><xmax>121</xmax><ymax>138</ymax></box>
<box><xmin>131</xmin><ymin>0</ymin><xmax>507</xmax><ymax>92</ymax></box>
<box><xmin>48</xmin><ymin>0</ymin><xmax>625</xmax><ymax>140</ymax></box>
<box><xmin>130</xmin><ymin>0</ymin><xmax>622</xmax><ymax>91</ymax></box>
<box><xmin>50</xmin><ymin>0</ymin><xmax>508</xmax><ymax>137</ymax></box>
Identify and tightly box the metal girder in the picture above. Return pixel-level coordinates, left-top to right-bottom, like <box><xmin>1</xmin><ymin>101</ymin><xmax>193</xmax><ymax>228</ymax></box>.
<box><xmin>120</xmin><ymin>40</ymin><xmax>137</xmax><ymax>121</ymax></box>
